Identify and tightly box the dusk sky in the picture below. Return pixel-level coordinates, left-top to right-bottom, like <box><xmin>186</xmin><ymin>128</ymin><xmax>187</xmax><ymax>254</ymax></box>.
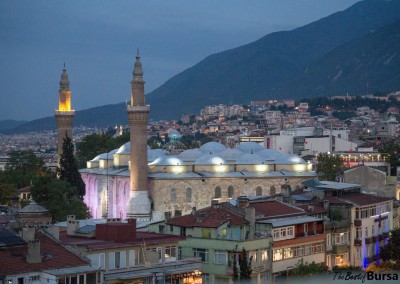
<box><xmin>0</xmin><ymin>0</ymin><xmax>359</xmax><ymax>121</ymax></box>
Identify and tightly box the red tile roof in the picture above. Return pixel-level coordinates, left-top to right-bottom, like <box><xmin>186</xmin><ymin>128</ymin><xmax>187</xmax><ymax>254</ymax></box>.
<box><xmin>297</xmin><ymin>204</ymin><xmax>327</xmax><ymax>215</ymax></box>
<box><xmin>342</xmin><ymin>193</ymin><xmax>392</xmax><ymax>206</ymax></box>
<box><xmin>249</xmin><ymin>200</ymin><xmax>305</xmax><ymax>219</ymax></box>
<box><xmin>167</xmin><ymin>206</ymin><xmax>248</xmax><ymax>228</ymax></box>
<box><xmin>59</xmin><ymin>231</ymin><xmax>185</xmax><ymax>251</ymax></box>
<box><xmin>0</xmin><ymin>231</ymin><xmax>88</xmax><ymax>276</ymax></box>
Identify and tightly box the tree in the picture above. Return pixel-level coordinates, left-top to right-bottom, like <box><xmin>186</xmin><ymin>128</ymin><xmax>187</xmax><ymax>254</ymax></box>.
<box><xmin>316</xmin><ymin>153</ymin><xmax>343</xmax><ymax>181</ymax></box>
<box><xmin>232</xmin><ymin>247</ymin><xmax>253</xmax><ymax>282</ymax></box>
<box><xmin>380</xmin><ymin>228</ymin><xmax>400</xmax><ymax>262</ymax></box>
<box><xmin>378</xmin><ymin>138</ymin><xmax>400</xmax><ymax>176</ymax></box>
<box><xmin>58</xmin><ymin>136</ymin><xmax>86</xmax><ymax>198</ymax></box>
<box><xmin>31</xmin><ymin>176</ymin><xmax>89</xmax><ymax>222</ymax></box>
<box><xmin>290</xmin><ymin>258</ymin><xmax>327</xmax><ymax>277</ymax></box>
<box><xmin>0</xmin><ymin>184</ymin><xmax>16</xmax><ymax>205</ymax></box>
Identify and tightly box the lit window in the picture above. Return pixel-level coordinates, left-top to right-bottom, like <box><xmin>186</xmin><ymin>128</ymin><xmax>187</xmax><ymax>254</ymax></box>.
<box><xmin>260</xmin><ymin>249</ymin><xmax>268</xmax><ymax>261</ymax></box>
<box><xmin>273</xmin><ymin>249</ymin><xmax>283</xmax><ymax>261</ymax></box>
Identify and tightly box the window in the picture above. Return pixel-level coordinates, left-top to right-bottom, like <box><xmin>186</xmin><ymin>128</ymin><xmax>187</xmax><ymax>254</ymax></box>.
<box><xmin>273</xmin><ymin>249</ymin><xmax>283</xmax><ymax>261</ymax></box>
<box><xmin>356</xmin><ymin>248</ymin><xmax>361</xmax><ymax>259</ymax></box>
<box><xmin>284</xmin><ymin>248</ymin><xmax>293</xmax><ymax>259</ymax></box>
<box><xmin>256</xmin><ymin>186</ymin><xmax>262</xmax><ymax>196</ymax></box>
<box><xmin>304</xmin><ymin>245</ymin><xmax>314</xmax><ymax>255</ymax></box>
<box><xmin>180</xmin><ymin>227</ymin><xmax>186</xmax><ymax>236</ymax></box>
<box><xmin>165</xmin><ymin>246</ymin><xmax>177</xmax><ymax>262</ymax></box>
<box><xmin>293</xmin><ymin>246</ymin><xmax>303</xmax><ymax>257</ymax></box>
<box><xmin>203</xmin><ymin>228</ymin><xmax>211</xmax><ymax>238</ymax></box>
<box><xmin>333</xmin><ymin>232</ymin><xmax>349</xmax><ymax>244</ymax></box>
<box><xmin>287</xmin><ymin>227</ymin><xmax>294</xmax><ymax>237</ymax></box>
<box><xmin>30</xmin><ymin>276</ymin><xmax>40</xmax><ymax>281</ymax></box>
<box><xmin>170</xmin><ymin>188</ymin><xmax>177</xmax><ymax>203</ymax></box>
<box><xmin>220</xmin><ymin>228</ymin><xmax>227</xmax><ymax>239</ymax></box>
<box><xmin>250</xmin><ymin>251</ymin><xmax>257</xmax><ymax>262</ymax></box>
<box><xmin>260</xmin><ymin>249</ymin><xmax>268</xmax><ymax>261</ymax></box>
<box><xmin>214</xmin><ymin>250</ymin><xmax>228</xmax><ymax>264</ymax></box>
<box><xmin>372</xmin><ymin>225</ymin><xmax>375</xmax><ymax>235</ymax></box>
<box><xmin>313</xmin><ymin>222</ymin><xmax>317</xmax><ymax>233</ymax></box>
<box><xmin>228</xmin><ymin>186</ymin><xmax>234</xmax><ymax>198</ymax></box>
<box><xmin>326</xmin><ymin>233</ymin><xmax>332</xmax><ymax>247</ymax></box>
<box><xmin>356</xmin><ymin>228</ymin><xmax>362</xmax><ymax>239</ymax></box>
<box><xmin>186</xmin><ymin>188</ymin><xmax>192</xmax><ymax>202</ymax></box>
<box><xmin>194</xmin><ymin>248</ymin><xmax>209</xmax><ymax>262</ymax></box>
<box><xmin>273</xmin><ymin>229</ymin><xmax>280</xmax><ymax>239</ymax></box>
<box><xmin>215</xmin><ymin>187</ymin><xmax>221</xmax><ymax>198</ymax></box>
<box><xmin>159</xmin><ymin>225</ymin><xmax>165</xmax><ymax>234</ymax></box>
<box><xmin>115</xmin><ymin>251</ymin><xmax>120</xmax><ymax>268</ymax></box>
<box><xmin>270</xmin><ymin>186</ymin><xmax>276</xmax><ymax>196</ymax></box>
<box><xmin>315</xmin><ymin>243</ymin><xmax>324</xmax><ymax>253</ymax></box>
<box><xmin>164</xmin><ymin>211</ymin><xmax>172</xmax><ymax>221</ymax></box>
<box><xmin>304</xmin><ymin>223</ymin><xmax>308</xmax><ymax>236</ymax></box>
<box><xmin>175</xmin><ymin>210</ymin><xmax>182</xmax><ymax>217</ymax></box>
<box><xmin>365</xmin><ymin>227</ymin><xmax>368</xmax><ymax>237</ymax></box>
<box><xmin>280</xmin><ymin>228</ymin><xmax>286</xmax><ymax>237</ymax></box>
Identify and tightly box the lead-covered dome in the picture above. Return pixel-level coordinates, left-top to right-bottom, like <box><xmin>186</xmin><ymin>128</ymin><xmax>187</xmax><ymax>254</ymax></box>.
<box><xmin>149</xmin><ymin>155</ymin><xmax>184</xmax><ymax>166</ymax></box>
<box><xmin>236</xmin><ymin>153</ymin><xmax>266</xmax><ymax>165</ymax></box>
<box><xmin>116</xmin><ymin>142</ymin><xmax>131</xmax><ymax>154</ymax></box>
<box><xmin>275</xmin><ymin>154</ymin><xmax>306</xmax><ymax>164</ymax></box>
<box><xmin>179</xmin><ymin>149</ymin><xmax>203</xmax><ymax>162</ymax></box>
<box><xmin>148</xmin><ymin>149</ymin><xmax>166</xmax><ymax>163</ymax></box>
<box><xmin>219</xmin><ymin>148</ymin><xmax>244</xmax><ymax>161</ymax></box>
<box><xmin>236</xmin><ymin>142</ymin><xmax>263</xmax><ymax>153</ymax></box>
<box><xmin>194</xmin><ymin>153</ymin><xmax>226</xmax><ymax>165</ymax></box>
<box><xmin>257</xmin><ymin>149</ymin><xmax>281</xmax><ymax>161</ymax></box>
<box><xmin>199</xmin><ymin>142</ymin><xmax>227</xmax><ymax>154</ymax></box>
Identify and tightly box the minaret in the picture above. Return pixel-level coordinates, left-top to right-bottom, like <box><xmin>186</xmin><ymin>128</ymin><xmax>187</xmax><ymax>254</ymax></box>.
<box><xmin>55</xmin><ymin>64</ymin><xmax>75</xmax><ymax>166</ymax></box>
<box><xmin>126</xmin><ymin>50</ymin><xmax>151</xmax><ymax>221</ymax></box>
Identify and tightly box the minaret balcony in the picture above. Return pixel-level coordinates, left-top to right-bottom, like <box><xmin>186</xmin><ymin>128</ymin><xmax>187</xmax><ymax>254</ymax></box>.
<box><xmin>127</xmin><ymin>105</ymin><xmax>150</xmax><ymax>112</ymax></box>
<box><xmin>55</xmin><ymin>110</ymin><xmax>75</xmax><ymax>115</ymax></box>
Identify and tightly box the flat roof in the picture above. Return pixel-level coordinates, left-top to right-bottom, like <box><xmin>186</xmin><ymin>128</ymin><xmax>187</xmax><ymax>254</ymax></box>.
<box><xmin>258</xmin><ymin>216</ymin><xmax>324</xmax><ymax>227</ymax></box>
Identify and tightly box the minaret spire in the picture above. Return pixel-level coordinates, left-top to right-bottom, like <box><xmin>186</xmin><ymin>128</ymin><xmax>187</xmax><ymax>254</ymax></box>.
<box><xmin>126</xmin><ymin>50</ymin><xmax>151</xmax><ymax>220</ymax></box>
<box><xmin>55</xmin><ymin>65</ymin><xmax>75</xmax><ymax>166</ymax></box>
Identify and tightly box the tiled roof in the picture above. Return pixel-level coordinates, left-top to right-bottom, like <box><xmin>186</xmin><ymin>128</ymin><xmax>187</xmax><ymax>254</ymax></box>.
<box><xmin>167</xmin><ymin>206</ymin><xmax>248</xmax><ymax>228</ymax></box>
<box><xmin>249</xmin><ymin>200</ymin><xmax>305</xmax><ymax>219</ymax></box>
<box><xmin>59</xmin><ymin>231</ymin><xmax>185</xmax><ymax>250</ymax></box>
<box><xmin>0</xmin><ymin>231</ymin><xmax>89</xmax><ymax>276</ymax></box>
<box><xmin>342</xmin><ymin>193</ymin><xmax>392</xmax><ymax>206</ymax></box>
<box><xmin>297</xmin><ymin>204</ymin><xmax>327</xmax><ymax>214</ymax></box>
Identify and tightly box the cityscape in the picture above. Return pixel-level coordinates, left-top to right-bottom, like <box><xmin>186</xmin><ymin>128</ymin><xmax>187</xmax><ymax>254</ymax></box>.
<box><xmin>1</xmin><ymin>1</ymin><xmax>400</xmax><ymax>284</ymax></box>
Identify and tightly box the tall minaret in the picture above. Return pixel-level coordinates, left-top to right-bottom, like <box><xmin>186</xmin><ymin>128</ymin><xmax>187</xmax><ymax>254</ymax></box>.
<box><xmin>55</xmin><ymin>64</ymin><xmax>75</xmax><ymax>166</ymax></box>
<box><xmin>126</xmin><ymin>50</ymin><xmax>151</xmax><ymax>221</ymax></box>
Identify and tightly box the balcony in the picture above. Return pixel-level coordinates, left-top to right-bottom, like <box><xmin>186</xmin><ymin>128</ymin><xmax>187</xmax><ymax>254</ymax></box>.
<box><xmin>372</xmin><ymin>235</ymin><xmax>379</xmax><ymax>243</ymax></box>
<box><xmin>332</xmin><ymin>244</ymin><xmax>350</xmax><ymax>255</ymax></box>
<box><xmin>365</xmin><ymin>237</ymin><xmax>373</xmax><ymax>244</ymax></box>
<box><xmin>325</xmin><ymin>219</ymin><xmax>351</xmax><ymax>229</ymax></box>
<box><xmin>354</xmin><ymin>239</ymin><xmax>362</xmax><ymax>246</ymax></box>
<box><xmin>295</xmin><ymin>229</ymin><xmax>324</xmax><ymax>238</ymax></box>
<box><xmin>251</xmin><ymin>261</ymin><xmax>270</xmax><ymax>274</ymax></box>
<box><xmin>354</xmin><ymin>219</ymin><xmax>362</xmax><ymax>227</ymax></box>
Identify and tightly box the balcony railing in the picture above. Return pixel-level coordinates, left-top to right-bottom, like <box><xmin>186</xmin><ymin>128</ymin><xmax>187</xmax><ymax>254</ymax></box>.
<box><xmin>354</xmin><ymin>220</ymin><xmax>362</xmax><ymax>227</ymax></box>
<box><xmin>354</xmin><ymin>239</ymin><xmax>362</xmax><ymax>246</ymax></box>
<box><xmin>295</xmin><ymin>229</ymin><xmax>324</xmax><ymax>238</ymax></box>
<box><xmin>325</xmin><ymin>219</ymin><xmax>351</xmax><ymax>229</ymax></box>
<box><xmin>332</xmin><ymin>243</ymin><xmax>350</xmax><ymax>254</ymax></box>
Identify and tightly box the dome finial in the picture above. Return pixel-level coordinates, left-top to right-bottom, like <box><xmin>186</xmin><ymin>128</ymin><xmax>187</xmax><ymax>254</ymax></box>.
<box><xmin>136</xmin><ymin>48</ymin><xmax>140</xmax><ymax>58</ymax></box>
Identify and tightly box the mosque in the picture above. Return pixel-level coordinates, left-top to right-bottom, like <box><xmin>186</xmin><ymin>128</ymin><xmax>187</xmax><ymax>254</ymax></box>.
<box><xmin>55</xmin><ymin>52</ymin><xmax>316</xmax><ymax>222</ymax></box>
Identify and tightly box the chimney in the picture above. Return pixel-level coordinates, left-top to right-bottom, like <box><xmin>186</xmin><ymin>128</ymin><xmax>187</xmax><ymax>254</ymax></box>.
<box><xmin>191</xmin><ymin>207</ymin><xmax>197</xmax><ymax>215</ymax></box>
<box><xmin>323</xmin><ymin>200</ymin><xmax>329</xmax><ymax>210</ymax></box>
<box><xmin>67</xmin><ymin>215</ymin><xmax>79</xmax><ymax>236</ymax></box>
<box><xmin>308</xmin><ymin>204</ymin><xmax>314</xmax><ymax>213</ymax></box>
<box><xmin>26</xmin><ymin>240</ymin><xmax>41</xmax><ymax>264</ymax></box>
<box><xmin>211</xmin><ymin>200</ymin><xmax>219</xmax><ymax>208</ymax></box>
<box><xmin>47</xmin><ymin>225</ymin><xmax>60</xmax><ymax>240</ymax></box>
<box><xmin>237</xmin><ymin>196</ymin><xmax>249</xmax><ymax>208</ymax></box>
<box><xmin>21</xmin><ymin>226</ymin><xmax>35</xmax><ymax>242</ymax></box>
<box><xmin>244</xmin><ymin>207</ymin><xmax>255</xmax><ymax>240</ymax></box>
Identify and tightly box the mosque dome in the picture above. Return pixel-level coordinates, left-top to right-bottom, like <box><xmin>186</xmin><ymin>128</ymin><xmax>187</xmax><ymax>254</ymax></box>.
<box><xmin>167</xmin><ymin>129</ymin><xmax>182</xmax><ymax>141</ymax></box>
<box><xmin>236</xmin><ymin>153</ymin><xmax>266</xmax><ymax>165</ymax></box>
<box><xmin>195</xmin><ymin>153</ymin><xmax>226</xmax><ymax>165</ymax></box>
<box><xmin>148</xmin><ymin>149</ymin><xmax>166</xmax><ymax>163</ymax></box>
<box><xmin>149</xmin><ymin>155</ymin><xmax>184</xmax><ymax>166</ymax></box>
<box><xmin>219</xmin><ymin>148</ymin><xmax>244</xmax><ymax>161</ymax></box>
<box><xmin>199</xmin><ymin>142</ymin><xmax>227</xmax><ymax>154</ymax></box>
<box><xmin>257</xmin><ymin>149</ymin><xmax>281</xmax><ymax>161</ymax></box>
<box><xmin>275</xmin><ymin>154</ymin><xmax>306</xmax><ymax>164</ymax></box>
<box><xmin>19</xmin><ymin>200</ymin><xmax>49</xmax><ymax>214</ymax></box>
<box><xmin>116</xmin><ymin>142</ymin><xmax>131</xmax><ymax>154</ymax></box>
<box><xmin>178</xmin><ymin>149</ymin><xmax>204</xmax><ymax>162</ymax></box>
<box><xmin>90</xmin><ymin>154</ymin><xmax>102</xmax><ymax>162</ymax></box>
<box><xmin>236</xmin><ymin>142</ymin><xmax>263</xmax><ymax>153</ymax></box>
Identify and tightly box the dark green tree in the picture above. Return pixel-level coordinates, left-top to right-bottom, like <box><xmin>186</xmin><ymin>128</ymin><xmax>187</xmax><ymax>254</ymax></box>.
<box><xmin>31</xmin><ymin>177</ymin><xmax>89</xmax><ymax>222</ymax></box>
<box><xmin>0</xmin><ymin>184</ymin><xmax>16</xmax><ymax>205</ymax></box>
<box><xmin>58</xmin><ymin>136</ymin><xmax>86</xmax><ymax>198</ymax></box>
<box><xmin>291</xmin><ymin>258</ymin><xmax>327</xmax><ymax>277</ymax></box>
<box><xmin>239</xmin><ymin>247</ymin><xmax>253</xmax><ymax>280</ymax></box>
<box><xmin>378</xmin><ymin>138</ymin><xmax>400</xmax><ymax>176</ymax></box>
<box><xmin>380</xmin><ymin>228</ymin><xmax>400</xmax><ymax>262</ymax></box>
<box><xmin>316</xmin><ymin>153</ymin><xmax>343</xmax><ymax>181</ymax></box>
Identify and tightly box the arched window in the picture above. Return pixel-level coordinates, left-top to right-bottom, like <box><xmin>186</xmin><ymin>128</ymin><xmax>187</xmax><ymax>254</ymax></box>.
<box><xmin>228</xmin><ymin>186</ymin><xmax>234</xmax><ymax>198</ymax></box>
<box><xmin>171</xmin><ymin>188</ymin><xmax>177</xmax><ymax>203</ymax></box>
<box><xmin>186</xmin><ymin>188</ymin><xmax>192</xmax><ymax>202</ymax></box>
<box><xmin>270</xmin><ymin>186</ymin><xmax>276</xmax><ymax>196</ymax></box>
<box><xmin>256</xmin><ymin>186</ymin><xmax>262</xmax><ymax>196</ymax></box>
<box><xmin>215</xmin><ymin>187</ymin><xmax>222</xmax><ymax>198</ymax></box>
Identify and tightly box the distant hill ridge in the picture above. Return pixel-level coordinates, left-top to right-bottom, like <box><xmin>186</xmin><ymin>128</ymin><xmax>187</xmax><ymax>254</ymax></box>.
<box><xmin>4</xmin><ymin>0</ymin><xmax>400</xmax><ymax>133</ymax></box>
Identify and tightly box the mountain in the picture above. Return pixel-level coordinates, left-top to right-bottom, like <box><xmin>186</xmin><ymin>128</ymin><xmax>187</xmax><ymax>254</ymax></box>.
<box><xmin>2</xmin><ymin>103</ymin><xmax>127</xmax><ymax>134</ymax></box>
<box><xmin>4</xmin><ymin>0</ymin><xmax>400</xmax><ymax>133</ymax></box>
<box><xmin>0</xmin><ymin>120</ymin><xmax>27</xmax><ymax>132</ymax></box>
<box><xmin>276</xmin><ymin>19</ymin><xmax>400</xmax><ymax>97</ymax></box>
<box><xmin>146</xmin><ymin>0</ymin><xmax>400</xmax><ymax>120</ymax></box>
